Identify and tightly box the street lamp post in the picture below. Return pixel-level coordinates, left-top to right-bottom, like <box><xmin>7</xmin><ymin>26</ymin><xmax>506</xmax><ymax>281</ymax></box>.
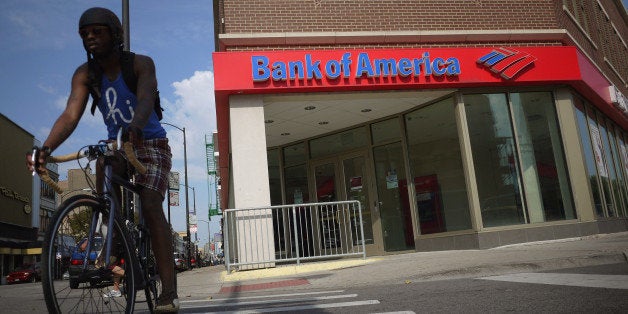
<box><xmin>198</xmin><ymin>219</ymin><xmax>211</xmax><ymax>244</ymax></box>
<box><xmin>161</xmin><ymin>122</ymin><xmax>191</xmax><ymax>269</ymax></box>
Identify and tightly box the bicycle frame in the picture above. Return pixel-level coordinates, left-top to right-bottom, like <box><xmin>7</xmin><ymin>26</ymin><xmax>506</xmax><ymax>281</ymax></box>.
<box><xmin>83</xmin><ymin>157</ymin><xmax>143</xmax><ymax>275</ymax></box>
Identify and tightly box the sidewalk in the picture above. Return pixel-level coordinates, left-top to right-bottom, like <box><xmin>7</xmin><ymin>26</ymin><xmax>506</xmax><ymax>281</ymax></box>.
<box><xmin>175</xmin><ymin>232</ymin><xmax>628</xmax><ymax>300</ymax></box>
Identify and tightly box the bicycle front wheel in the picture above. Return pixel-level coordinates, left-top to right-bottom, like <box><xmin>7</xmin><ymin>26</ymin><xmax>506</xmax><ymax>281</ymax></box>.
<box><xmin>42</xmin><ymin>195</ymin><xmax>138</xmax><ymax>313</ymax></box>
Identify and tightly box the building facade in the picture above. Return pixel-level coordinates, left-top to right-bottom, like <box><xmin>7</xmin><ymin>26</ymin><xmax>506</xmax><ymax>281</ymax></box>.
<box><xmin>212</xmin><ymin>0</ymin><xmax>628</xmax><ymax>255</ymax></box>
<box><xmin>0</xmin><ymin>113</ymin><xmax>59</xmax><ymax>281</ymax></box>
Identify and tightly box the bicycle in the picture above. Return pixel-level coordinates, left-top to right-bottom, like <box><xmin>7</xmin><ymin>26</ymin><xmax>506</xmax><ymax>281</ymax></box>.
<box><xmin>35</xmin><ymin>129</ymin><xmax>163</xmax><ymax>313</ymax></box>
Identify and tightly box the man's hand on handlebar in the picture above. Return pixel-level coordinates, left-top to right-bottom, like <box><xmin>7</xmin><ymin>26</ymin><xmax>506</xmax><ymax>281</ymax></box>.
<box><xmin>124</xmin><ymin>125</ymin><xmax>144</xmax><ymax>147</ymax></box>
<box><xmin>26</xmin><ymin>146</ymin><xmax>51</xmax><ymax>175</ymax></box>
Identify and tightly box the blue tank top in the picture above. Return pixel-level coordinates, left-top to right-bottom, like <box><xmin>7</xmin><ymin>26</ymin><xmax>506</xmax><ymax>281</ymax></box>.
<box><xmin>96</xmin><ymin>74</ymin><xmax>166</xmax><ymax>140</ymax></box>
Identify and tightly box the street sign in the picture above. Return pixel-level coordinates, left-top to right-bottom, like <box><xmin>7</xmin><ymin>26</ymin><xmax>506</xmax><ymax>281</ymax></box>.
<box><xmin>169</xmin><ymin>191</ymin><xmax>179</xmax><ymax>206</ymax></box>
<box><xmin>205</xmin><ymin>136</ymin><xmax>216</xmax><ymax>175</ymax></box>
<box><xmin>209</xmin><ymin>205</ymin><xmax>220</xmax><ymax>217</ymax></box>
<box><xmin>168</xmin><ymin>172</ymin><xmax>180</xmax><ymax>190</ymax></box>
<box><xmin>190</xmin><ymin>225</ymin><xmax>197</xmax><ymax>233</ymax></box>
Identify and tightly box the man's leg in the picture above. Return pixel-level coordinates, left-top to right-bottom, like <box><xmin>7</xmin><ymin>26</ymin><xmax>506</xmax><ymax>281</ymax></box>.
<box><xmin>140</xmin><ymin>188</ymin><xmax>177</xmax><ymax>305</ymax></box>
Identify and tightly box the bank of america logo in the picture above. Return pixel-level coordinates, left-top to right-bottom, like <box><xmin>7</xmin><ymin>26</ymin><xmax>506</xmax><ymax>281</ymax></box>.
<box><xmin>477</xmin><ymin>48</ymin><xmax>536</xmax><ymax>80</ymax></box>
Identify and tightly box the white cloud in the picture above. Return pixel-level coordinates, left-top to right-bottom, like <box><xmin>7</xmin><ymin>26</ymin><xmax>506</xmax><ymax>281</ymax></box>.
<box><xmin>38</xmin><ymin>83</ymin><xmax>56</xmax><ymax>95</ymax></box>
<box><xmin>161</xmin><ymin>71</ymin><xmax>216</xmax><ymax>178</ymax></box>
<box><xmin>54</xmin><ymin>96</ymin><xmax>67</xmax><ymax>110</ymax></box>
<box><xmin>160</xmin><ymin>70</ymin><xmax>217</xmax><ymax>228</ymax></box>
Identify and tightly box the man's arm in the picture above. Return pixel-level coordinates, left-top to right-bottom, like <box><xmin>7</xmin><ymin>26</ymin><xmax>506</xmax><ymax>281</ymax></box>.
<box><xmin>43</xmin><ymin>64</ymin><xmax>90</xmax><ymax>152</ymax></box>
<box><xmin>27</xmin><ymin>64</ymin><xmax>90</xmax><ymax>174</ymax></box>
<box><xmin>129</xmin><ymin>54</ymin><xmax>158</xmax><ymax>135</ymax></box>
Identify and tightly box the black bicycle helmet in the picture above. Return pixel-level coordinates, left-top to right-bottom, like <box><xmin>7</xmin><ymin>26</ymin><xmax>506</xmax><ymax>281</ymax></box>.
<box><xmin>79</xmin><ymin>7</ymin><xmax>123</xmax><ymax>50</ymax></box>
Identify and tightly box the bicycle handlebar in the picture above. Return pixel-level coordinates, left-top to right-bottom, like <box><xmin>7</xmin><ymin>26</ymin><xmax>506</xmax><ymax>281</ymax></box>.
<box><xmin>37</xmin><ymin>141</ymin><xmax>147</xmax><ymax>194</ymax></box>
<box><xmin>123</xmin><ymin>142</ymin><xmax>148</xmax><ymax>175</ymax></box>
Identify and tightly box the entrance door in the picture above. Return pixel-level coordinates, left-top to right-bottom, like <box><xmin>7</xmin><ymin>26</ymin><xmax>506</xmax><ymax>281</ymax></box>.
<box><xmin>373</xmin><ymin>142</ymin><xmax>415</xmax><ymax>251</ymax></box>
<box><xmin>311</xmin><ymin>152</ymin><xmax>382</xmax><ymax>255</ymax></box>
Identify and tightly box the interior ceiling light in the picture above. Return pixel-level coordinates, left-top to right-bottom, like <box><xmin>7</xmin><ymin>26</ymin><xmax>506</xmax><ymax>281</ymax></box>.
<box><xmin>318</xmin><ymin>121</ymin><xmax>329</xmax><ymax>125</ymax></box>
<box><xmin>264</xmin><ymin>119</ymin><xmax>274</xmax><ymax>124</ymax></box>
<box><xmin>361</xmin><ymin>108</ymin><xmax>372</xmax><ymax>112</ymax></box>
<box><xmin>281</xmin><ymin>132</ymin><xmax>291</xmax><ymax>136</ymax></box>
<box><xmin>304</xmin><ymin>106</ymin><xmax>316</xmax><ymax>110</ymax></box>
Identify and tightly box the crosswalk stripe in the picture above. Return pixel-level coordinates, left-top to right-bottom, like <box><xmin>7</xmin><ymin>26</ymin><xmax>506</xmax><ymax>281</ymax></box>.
<box><xmin>182</xmin><ymin>294</ymin><xmax>359</xmax><ymax>309</ymax></box>
<box><xmin>218</xmin><ymin>300</ymin><xmax>381</xmax><ymax>313</ymax></box>
<box><xmin>480</xmin><ymin>273</ymin><xmax>628</xmax><ymax>290</ymax></box>
<box><xmin>181</xmin><ymin>290</ymin><xmax>346</xmax><ymax>304</ymax></box>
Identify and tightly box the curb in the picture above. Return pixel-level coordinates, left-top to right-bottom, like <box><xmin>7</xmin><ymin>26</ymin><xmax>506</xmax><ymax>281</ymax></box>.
<box><xmin>220</xmin><ymin>257</ymin><xmax>382</xmax><ymax>282</ymax></box>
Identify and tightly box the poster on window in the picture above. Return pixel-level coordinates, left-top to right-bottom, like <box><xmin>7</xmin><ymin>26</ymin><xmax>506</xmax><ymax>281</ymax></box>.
<box><xmin>590</xmin><ymin>123</ymin><xmax>608</xmax><ymax>178</ymax></box>
<box><xmin>386</xmin><ymin>170</ymin><xmax>398</xmax><ymax>189</ymax></box>
<box><xmin>350</xmin><ymin>176</ymin><xmax>363</xmax><ymax>191</ymax></box>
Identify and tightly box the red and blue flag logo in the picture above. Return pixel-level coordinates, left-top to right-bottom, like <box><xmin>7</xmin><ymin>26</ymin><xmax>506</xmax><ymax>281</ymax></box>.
<box><xmin>477</xmin><ymin>48</ymin><xmax>536</xmax><ymax>80</ymax></box>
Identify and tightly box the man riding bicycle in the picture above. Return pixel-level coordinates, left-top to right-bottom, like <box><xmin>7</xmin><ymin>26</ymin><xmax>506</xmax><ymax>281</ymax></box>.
<box><xmin>26</xmin><ymin>7</ymin><xmax>178</xmax><ymax>312</ymax></box>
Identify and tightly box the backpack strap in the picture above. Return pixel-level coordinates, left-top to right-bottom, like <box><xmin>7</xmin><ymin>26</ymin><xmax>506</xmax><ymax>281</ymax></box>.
<box><xmin>89</xmin><ymin>51</ymin><xmax>163</xmax><ymax>120</ymax></box>
<box><xmin>89</xmin><ymin>51</ymin><xmax>136</xmax><ymax>115</ymax></box>
<box><xmin>87</xmin><ymin>58</ymin><xmax>102</xmax><ymax>116</ymax></box>
<box><xmin>120</xmin><ymin>51</ymin><xmax>137</xmax><ymax>94</ymax></box>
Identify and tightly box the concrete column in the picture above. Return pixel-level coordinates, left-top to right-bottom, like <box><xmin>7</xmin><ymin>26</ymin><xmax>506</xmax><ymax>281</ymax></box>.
<box><xmin>510</xmin><ymin>93</ymin><xmax>544</xmax><ymax>223</ymax></box>
<box><xmin>454</xmin><ymin>92</ymin><xmax>483</xmax><ymax>231</ymax></box>
<box><xmin>553</xmin><ymin>89</ymin><xmax>595</xmax><ymax>222</ymax></box>
<box><xmin>229</xmin><ymin>95</ymin><xmax>275</xmax><ymax>269</ymax></box>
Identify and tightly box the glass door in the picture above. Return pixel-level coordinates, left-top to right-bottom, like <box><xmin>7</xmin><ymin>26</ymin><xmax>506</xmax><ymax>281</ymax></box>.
<box><xmin>342</xmin><ymin>154</ymin><xmax>375</xmax><ymax>247</ymax></box>
<box><xmin>311</xmin><ymin>151</ymin><xmax>381</xmax><ymax>255</ymax></box>
<box><xmin>373</xmin><ymin>143</ymin><xmax>415</xmax><ymax>251</ymax></box>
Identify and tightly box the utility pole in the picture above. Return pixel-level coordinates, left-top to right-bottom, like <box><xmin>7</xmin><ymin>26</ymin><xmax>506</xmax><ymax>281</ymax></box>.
<box><xmin>121</xmin><ymin>0</ymin><xmax>130</xmax><ymax>51</ymax></box>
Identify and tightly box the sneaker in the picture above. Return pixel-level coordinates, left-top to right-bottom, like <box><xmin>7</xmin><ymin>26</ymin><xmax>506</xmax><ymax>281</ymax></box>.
<box><xmin>154</xmin><ymin>294</ymin><xmax>180</xmax><ymax>313</ymax></box>
<box><xmin>103</xmin><ymin>289</ymin><xmax>122</xmax><ymax>298</ymax></box>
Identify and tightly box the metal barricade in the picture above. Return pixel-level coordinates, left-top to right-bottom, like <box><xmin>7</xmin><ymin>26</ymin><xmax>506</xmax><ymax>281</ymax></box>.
<box><xmin>223</xmin><ymin>200</ymin><xmax>366</xmax><ymax>272</ymax></box>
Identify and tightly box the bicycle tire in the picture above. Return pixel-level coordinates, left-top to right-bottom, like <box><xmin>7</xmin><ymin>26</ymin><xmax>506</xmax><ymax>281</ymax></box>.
<box><xmin>140</xmin><ymin>235</ymin><xmax>160</xmax><ymax>312</ymax></box>
<box><xmin>42</xmin><ymin>195</ymin><xmax>138</xmax><ymax>314</ymax></box>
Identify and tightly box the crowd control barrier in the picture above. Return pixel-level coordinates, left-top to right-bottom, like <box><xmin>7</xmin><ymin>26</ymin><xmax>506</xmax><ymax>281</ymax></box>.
<box><xmin>223</xmin><ymin>200</ymin><xmax>366</xmax><ymax>272</ymax></box>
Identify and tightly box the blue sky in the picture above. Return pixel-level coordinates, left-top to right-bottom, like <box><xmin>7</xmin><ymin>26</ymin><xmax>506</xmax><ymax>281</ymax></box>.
<box><xmin>0</xmin><ymin>1</ymin><xmax>219</xmax><ymax>248</ymax></box>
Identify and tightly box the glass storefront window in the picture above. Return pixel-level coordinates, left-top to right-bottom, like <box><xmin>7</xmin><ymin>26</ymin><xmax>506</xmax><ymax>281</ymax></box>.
<box><xmin>310</xmin><ymin>127</ymin><xmax>368</xmax><ymax>159</ymax></box>
<box><xmin>284</xmin><ymin>164</ymin><xmax>309</xmax><ymax>204</ymax></box>
<box><xmin>617</xmin><ymin>132</ymin><xmax>628</xmax><ymax>217</ymax></box>
<box><xmin>574</xmin><ymin>98</ymin><xmax>604</xmax><ymax>217</ymax></box>
<box><xmin>510</xmin><ymin>92</ymin><xmax>575</xmax><ymax>222</ymax></box>
<box><xmin>405</xmin><ymin>97</ymin><xmax>472</xmax><ymax>233</ymax></box>
<box><xmin>588</xmin><ymin>108</ymin><xmax>615</xmax><ymax>217</ymax></box>
<box><xmin>371</xmin><ymin>118</ymin><xmax>401</xmax><ymax>145</ymax></box>
<box><xmin>598</xmin><ymin>117</ymin><xmax>620</xmax><ymax>217</ymax></box>
<box><xmin>268</xmin><ymin>149</ymin><xmax>282</xmax><ymax>205</ymax></box>
<box><xmin>606</xmin><ymin>125</ymin><xmax>628</xmax><ymax>216</ymax></box>
<box><xmin>283</xmin><ymin>142</ymin><xmax>306</xmax><ymax>167</ymax></box>
<box><xmin>465</xmin><ymin>93</ymin><xmax>526</xmax><ymax>227</ymax></box>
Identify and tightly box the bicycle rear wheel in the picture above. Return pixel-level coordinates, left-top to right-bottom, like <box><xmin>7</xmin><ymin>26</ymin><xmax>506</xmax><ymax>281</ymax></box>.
<box><xmin>140</xmin><ymin>234</ymin><xmax>161</xmax><ymax>311</ymax></box>
<box><xmin>42</xmin><ymin>195</ymin><xmax>138</xmax><ymax>313</ymax></box>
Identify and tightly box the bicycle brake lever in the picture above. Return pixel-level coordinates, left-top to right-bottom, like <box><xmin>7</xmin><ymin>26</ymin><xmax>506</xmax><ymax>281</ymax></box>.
<box><xmin>116</xmin><ymin>127</ymin><xmax>123</xmax><ymax>151</ymax></box>
<box><xmin>31</xmin><ymin>147</ymin><xmax>38</xmax><ymax>176</ymax></box>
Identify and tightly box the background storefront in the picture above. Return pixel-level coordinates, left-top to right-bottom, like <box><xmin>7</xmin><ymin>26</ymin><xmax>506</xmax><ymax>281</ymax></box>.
<box><xmin>212</xmin><ymin>0</ymin><xmax>628</xmax><ymax>253</ymax></box>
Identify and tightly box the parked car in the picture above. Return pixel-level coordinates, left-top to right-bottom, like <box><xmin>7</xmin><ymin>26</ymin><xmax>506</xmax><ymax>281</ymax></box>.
<box><xmin>6</xmin><ymin>263</ymin><xmax>41</xmax><ymax>284</ymax></box>
<box><xmin>68</xmin><ymin>236</ymin><xmax>103</xmax><ymax>289</ymax></box>
<box><xmin>55</xmin><ymin>235</ymin><xmax>77</xmax><ymax>279</ymax></box>
<box><xmin>174</xmin><ymin>252</ymin><xmax>187</xmax><ymax>271</ymax></box>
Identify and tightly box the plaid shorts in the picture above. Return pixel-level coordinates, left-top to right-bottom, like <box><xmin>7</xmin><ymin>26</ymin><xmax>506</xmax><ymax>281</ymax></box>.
<box><xmin>132</xmin><ymin>138</ymin><xmax>172</xmax><ymax>198</ymax></box>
